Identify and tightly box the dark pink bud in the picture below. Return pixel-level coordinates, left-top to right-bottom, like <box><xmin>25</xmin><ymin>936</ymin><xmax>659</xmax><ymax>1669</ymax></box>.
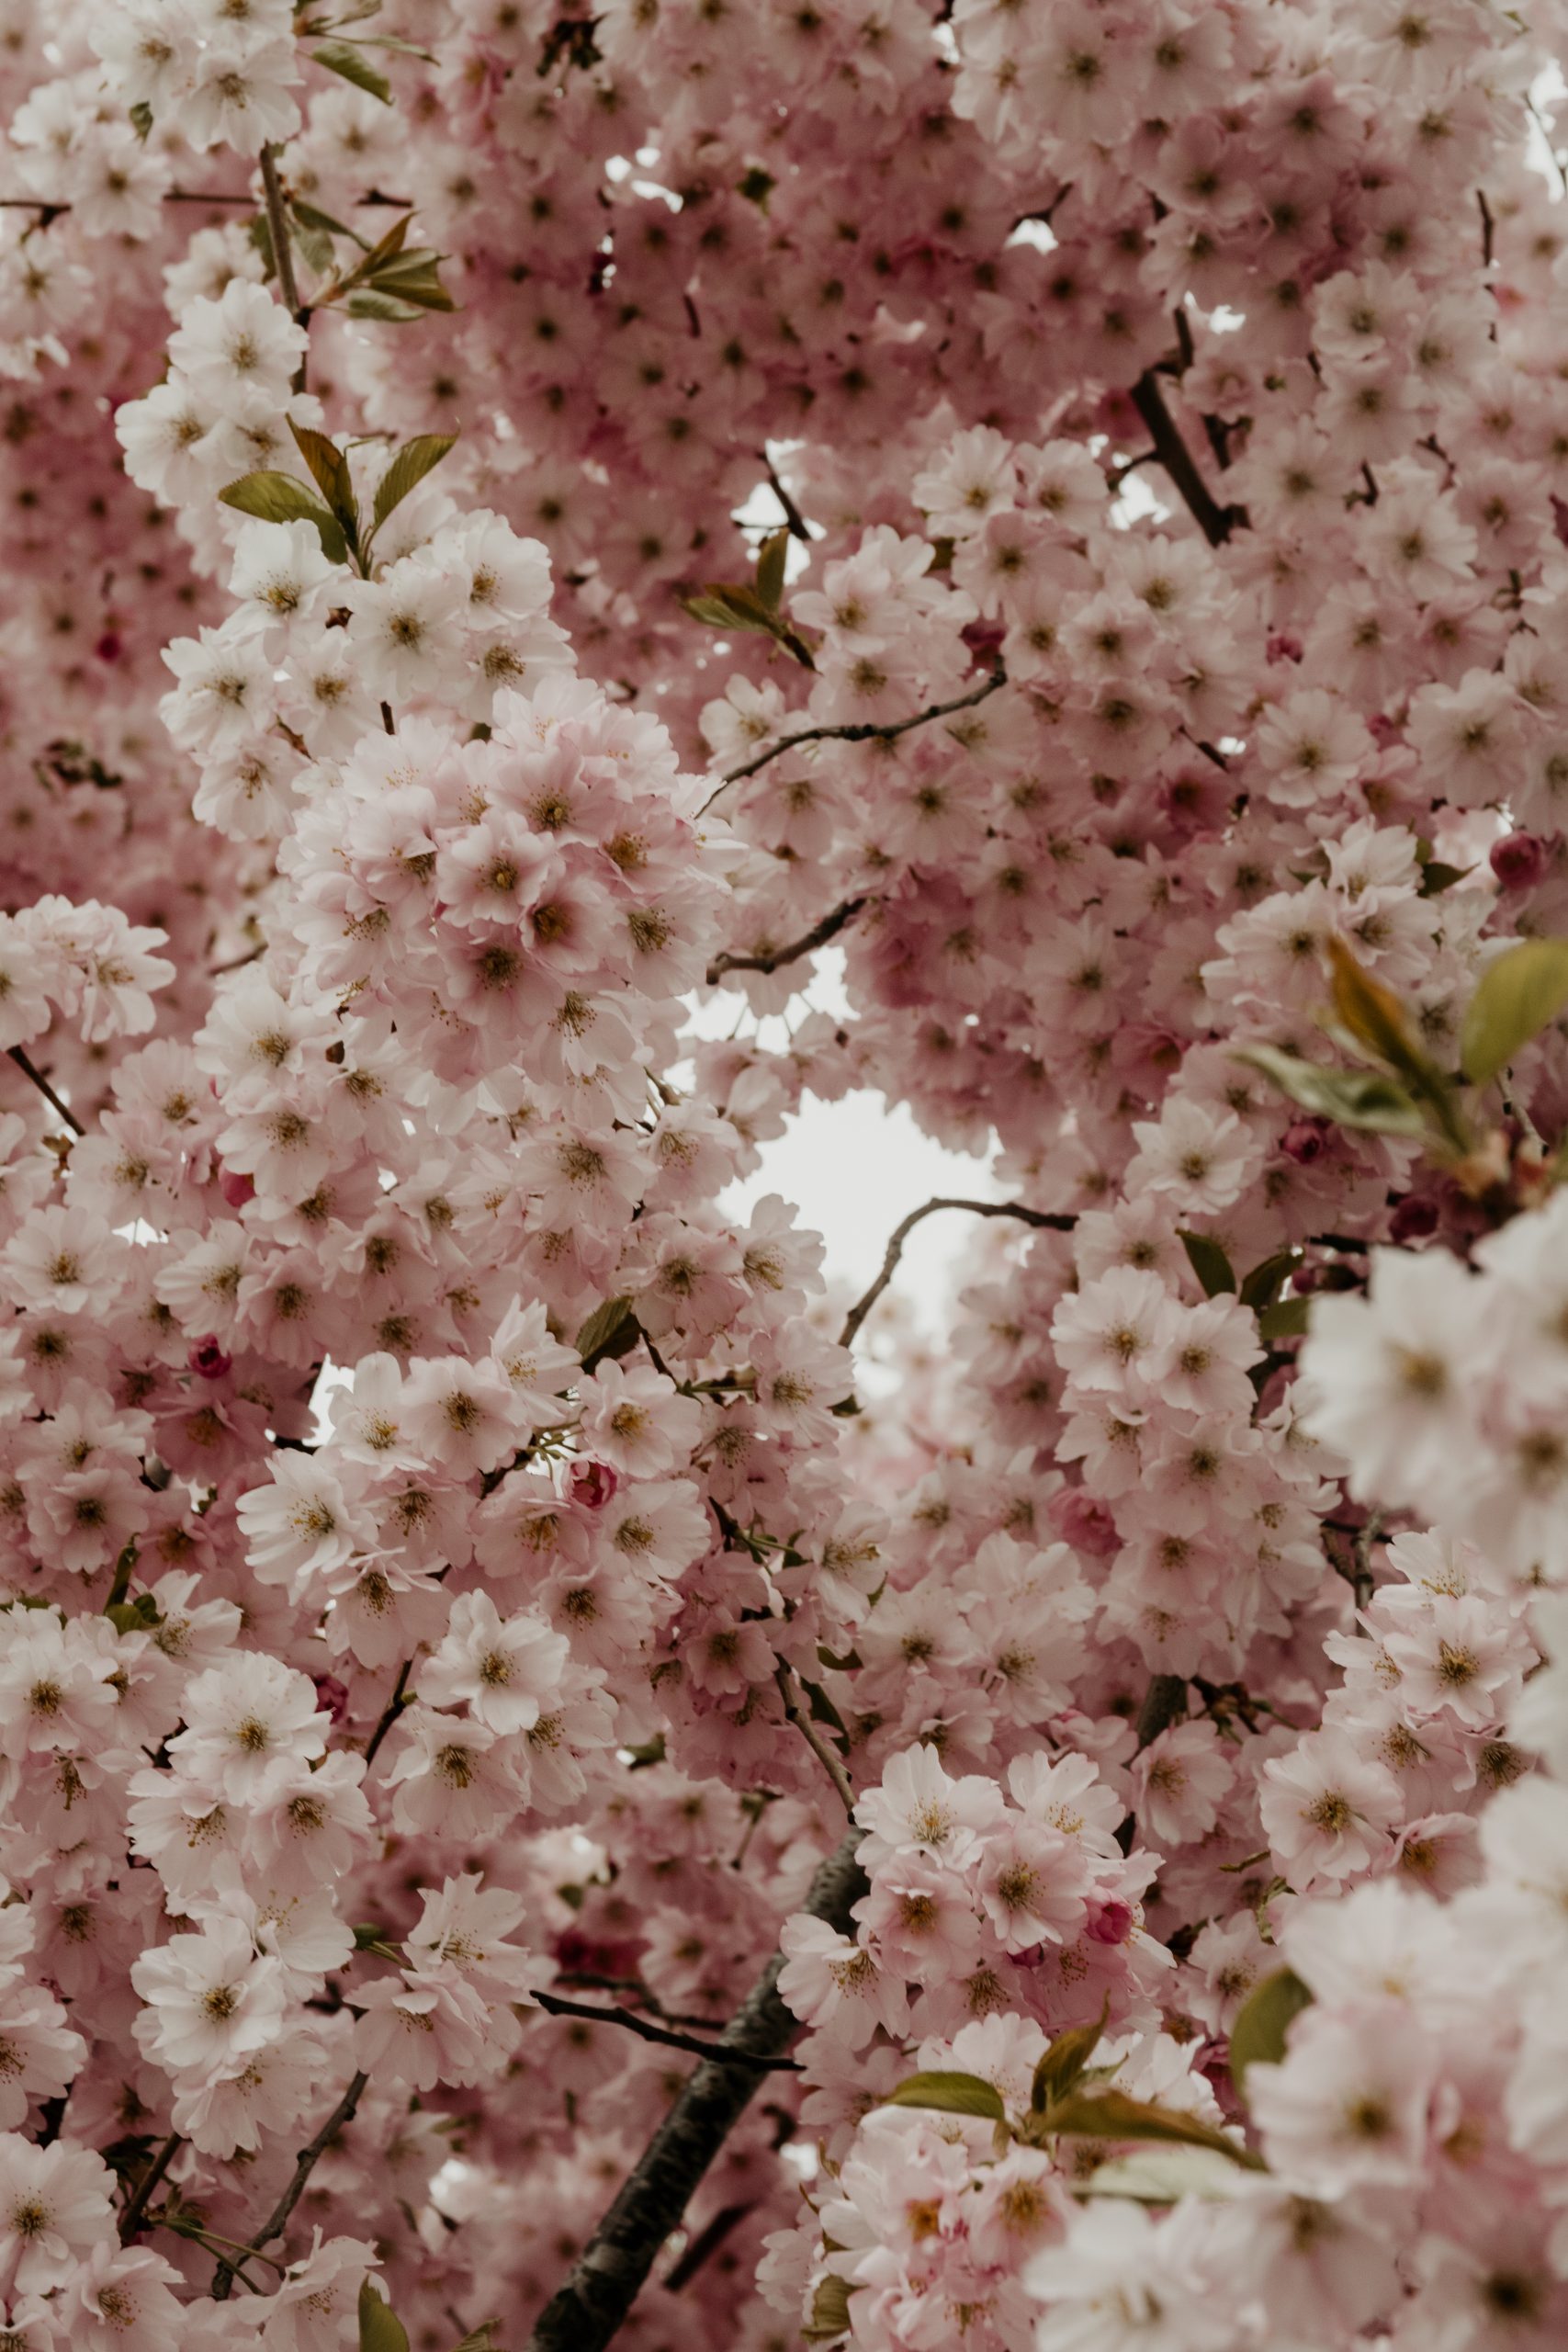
<box><xmin>312</xmin><ymin>1674</ymin><xmax>350</xmax><ymax>1724</ymax></box>
<box><xmin>570</xmin><ymin>1459</ymin><xmax>618</xmax><ymax>1510</ymax></box>
<box><xmin>95</xmin><ymin>632</ymin><xmax>123</xmax><ymax>663</ymax></box>
<box><xmin>219</xmin><ymin>1167</ymin><xmax>255</xmax><ymax>1208</ymax></box>
<box><xmin>1389</xmin><ymin>1193</ymin><xmax>1440</xmax><ymax>1244</ymax></box>
<box><xmin>1085</xmin><ymin>1897</ymin><xmax>1134</xmax><ymax>1946</ymax></box>
<box><xmin>1266</xmin><ymin>631</ymin><xmax>1303</xmax><ymax>663</ymax></box>
<box><xmin>187</xmin><ymin>1336</ymin><xmax>231</xmax><ymax>1381</ymax></box>
<box><xmin>1047</xmin><ymin>1488</ymin><xmax>1120</xmax><ymax>1558</ymax></box>
<box><xmin>1280</xmin><ymin>1116</ymin><xmax>1331</xmax><ymax>1165</ymax></box>
<box><xmin>1490</xmin><ymin>832</ymin><xmax>1549</xmax><ymax>893</ymax></box>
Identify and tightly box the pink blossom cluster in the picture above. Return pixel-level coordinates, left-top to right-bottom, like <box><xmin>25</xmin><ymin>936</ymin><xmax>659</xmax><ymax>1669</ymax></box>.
<box><xmin>0</xmin><ymin>0</ymin><xmax>1563</xmax><ymax>2348</ymax></box>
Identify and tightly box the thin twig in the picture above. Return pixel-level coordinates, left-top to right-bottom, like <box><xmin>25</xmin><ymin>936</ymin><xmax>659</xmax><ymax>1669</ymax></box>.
<box><xmin>363</xmin><ymin>1657</ymin><xmax>412</xmax><ymax>1768</ymax></box>
<box><xmin>1128</xmin><ymin>371</ymin><xmax>1247</xmax><ymax>548</ymax></box>
<box><xmin>118</xmin><ymin>2132</ymin><xmax>180</xmax><ymax>2241</ymax></box>
<box><xmin>698</xmin><ymin>666</ymin><xmax>1008</xmax><ymax>815</ymax></box>
<box><xmin>525</xmin><ymin>1828</ymin><xmax>867</xmax><ymax>2352</ymax></box>
<box><xmin>258</xmin><ymin>145</ymin><xmax>304</xmax><ymax>322</ymax></box>
<box><xmin>534</xmin><ymin>1990</ymin><xmax>801</xmax><ymax>2071</ymax></box>
<box><xmin>839</xmin><ymin>1197</ymin><xmax>1076</xmax><ymax>1349</ymax></box>
<box><xmin>774</xmin><ymin>1663</ymin><xmax>857</xmax><ymax>1815</ymax></box>
<box><xmin>210</xmin><ymin>2069</ymin><xmax>368</xmax><ymax>2299</ymax></box>
<box><xmin>664</xmin><ymin>2199</ymin><xmax>753</xmax><ymax>2291</ymax></box>
<box><xmin>8</xmin><ymin>1046</ymin><xmax>85</xmax><ymax>1135</ymax></box>
<box><xmin>761</xmin><ymin>453</ymin><xmax>811</xmax><ymax>541</ymax></box>
<box><xmin>706</xmin><ymin>895</ymin><xmax>866</xmax><ymax>986</ymax></box>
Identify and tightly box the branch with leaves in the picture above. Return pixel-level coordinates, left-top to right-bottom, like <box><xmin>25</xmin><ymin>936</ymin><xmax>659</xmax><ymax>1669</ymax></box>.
<box><xmin>220</xmin><ymin>418</ymin><xmax>458</xmax><ymax>578</ymax></box>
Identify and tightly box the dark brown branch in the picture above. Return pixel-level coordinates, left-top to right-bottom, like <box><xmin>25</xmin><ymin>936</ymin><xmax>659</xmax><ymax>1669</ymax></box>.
<box><xmin>9</xmin><ymin>1046</ymin><xmax>85</xmax><ymax>1136</ymax></box>
<box><xmin>774</xmin><ymin>1663</ymin><xmax>856</xmax><ymax>1813</ymax></box>
<box><xmin>525</xmin><ymin>1828</ymin><xmax>867</xmax><ymax>2352</ymax></box>
<box><xmin>839</xmin><ymin>1197</ymin><xmax>1076</xmax><ymax>1350</ymax></box>
<box><xmin>119</xmin><ymin>2132</ymin><xmax>180</xmax><ymax>2241</ymax></box>
<box><xmin>700</xmin><ymin>665</ymin><xmax>1008</xmax><ymax>811</ymax></box>
<box><xmin>706</xmin><ymin>895</ymin><xmax>866</xmax><ymax>987</ymax></box>
<box><xmin>761</xmin><ymin>454</ymin><xmax>811</xmax><ymax>542</ymax></box>
<box><xmin>1135</xmin><ymin>1674</ymin><xmax>1189</xmax><ymax>1750</ymax></box>
<box><xmin>210</xmin><ymin>2069</ymin><xmax>368</xmax><ymax>2299</ymax></box>
<box><xmin>1129</xmin><ymin>371</ymin><xmax>1247</xmax><ymax>548</ymax></box>
<box><xmin>664</xmin><ymin>2200</ymin><xmax>753</xmax><ymax>2291</ymax></box>
<box><xmin>362</xmin><ymin>1657</ymin><xmax>412</xmax><ymax>1768</ymax></box>
<box><xmin>534</xmin><ymin>1990</ymin><xmax>802</xmax><ymax>2071</ymax></box>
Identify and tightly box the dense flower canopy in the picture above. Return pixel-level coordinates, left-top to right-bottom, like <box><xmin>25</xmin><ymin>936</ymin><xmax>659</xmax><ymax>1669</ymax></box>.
<box><xmin>0</xmin><ymin>2</ymin><xmax>1567</xmax><ymax>2348</ymax></box>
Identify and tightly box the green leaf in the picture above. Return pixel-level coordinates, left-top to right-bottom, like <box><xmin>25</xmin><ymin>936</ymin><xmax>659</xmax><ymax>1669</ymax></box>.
<box><xmin>1227</xmin><ymin>1967</ymin><xmax>1314</xmax><ymax>2096</ymax></box>
<box><xmin>314</xmin><ymin>38</ymin><xmax>393</xmax><ymax>101</ymax></box>
<box><xmin>358</xmin><ymin>2278</ymin><xmax>411</xmax><ymax>2352</ymax></box>
<box><xmin>1325</xmin><ymin>935</ymin><xmax>1421</xmax><ymax>1073</ymax></box>
<box><xmin>1257</xmin><ymin>1295</ymin><xmax>1311</xmax><ymax>1344</ymax></box>
<box><xmin>1031</xmin><ymin>2003</ymin><xmax>1107</xmax><ymax>2114</ymax></box>
<box><xmin>217</xmin><ymin>471</ymin><xmax>348</xmax><ymax>564</ymax></box>
<box><xmin>1042</xmin><ymin>2086</ymin><xmax>1263</xmax><ymax>2168</ymax></box>
<box><xmin>374</xmin><ymin>433</ymin><xmax>459</xmax><ymax>531</ymax></box>
<box><xmin>1239</xmin><ymin>1248</ymin><xmax>1301</xmax><ymax>1311</ymax></box>
<box><xmin>107</xmin><ymin>1594</ymin><xmax>161</xmax><ymax>1636</ymax></box>
<box><xmin>448</xmin><ymin>2329</ymin><xmax>502</xmax><ymax>2352</ymax></box>
<box><xmin>288</xmin><ymin>418</ymin><xmax>357</xmax><ymax>525</ymax></box>
<box><xmin>803</xmin><ymin>2274</ymin><xmax>852</xmax><ymax>2344</ymax></box>
<box><xmin>290</xmin><ymin>196</ymin><xmax>368</xmax><ymax>248</ymax></box>
<box><xmin>574</xmin><ymin>1295</ymin><xmax>640</xmax><ymax>1373</ymax></box>
<box><xmin>1074</xmin><ymin>2144</ymin><xmax>1257</xmax><ymax>2202</ymax></box>
<box><xmin>346</xmin><ymin>289</ymin><xmax>430</xmax><ymax>322</ymax></box>
<box><xmin>1234</xmin><ymin>1046</ymin><xmax>1427</xmax><ymax>1137</ymax></box>
<box><xmin>883</xmin><ymin>2070</ymin><xmax>1007</xmax><ymax>2122</ymax></box>
<box><xmin>289</xmin><ymin>208</ymin><xmax>336</xmax><ymax>275</ymax></box>
<box><xmin>1178</xmin><ymin>1230</ymin><xmax>1235</xmax><ymax>1297</ymax></box>
<box><xmin>1419</xmin><ymin>860</ymin><xmax>1471</xmax><ymax>897</ymax></box>
<box><xmin>129</xmin><ymin>100</ymin><xmax>153</xmax><ymax>141</ymax></box>
<box><xmin>1461</xmin><ymin>937</ymin><xmax>1568</xmax><ymax>1087</ymax></box>
<box><xmin>755</xmin><ymin>526</ymin><xmax>789</xmax><ymax>613</ymax></box>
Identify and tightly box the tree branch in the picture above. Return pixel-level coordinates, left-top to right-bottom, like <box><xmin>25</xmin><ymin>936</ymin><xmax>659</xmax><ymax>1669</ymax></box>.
<box><xmin>706</xmin><ymin>895</ymin><xmax>865</xmax><ymax>987</ymax></box>
<box><xmin>534</xmin><ymin>1990</ymin><xmax>802</xmax><ymax>2071</ymax></box>
<box><xmin>210</xmin><ymin>2069</ymin><xmax>368</xmax><ymax>2299</ymax></box>
<box><xmin>362</xmin><ymin>1657</ymin><xmax>412</xmax><ymax>1769</ymax></box>
<box><xmin>699</xmin><ymin>665</ymin><xmax>1008</xmax><ymax>813</ymax></box>
<box><xmin>761</xmin><ymin>453</ymin><xmax>811</xmax><ymax>542</ymax></box>
<box><xmin>1128</xmin><ymin>372</ymin><xmax>1247</xmax><ymax>548</ymax></box>
<box><xmin>839</xmin><ymin>1197</ymin><xmax>1076</xmax><ymax>1350</ymax></box>
<box><xmin>118</xmin><ymin>2132</ymin><xmax>180</xmax><ymax>2241</ymax></box>
<box><xmin>8</xmin><ymin>1046</ymin><xmax>85</xmax><ymax>1136</ymax></box>
<box><xmin>258</xmin><ymin>144</ymin><xmax>304</xmax><ymax>323</ymax></box>
<box><xmin>524</xmin><ymin>1828</ymin><xmax>867</xmax><ymax>2352</ymax></box>
<box><xmin>774</xmin><ymin>1664</ymin><xmax>857</xmax><ymax>1814</ymax></box>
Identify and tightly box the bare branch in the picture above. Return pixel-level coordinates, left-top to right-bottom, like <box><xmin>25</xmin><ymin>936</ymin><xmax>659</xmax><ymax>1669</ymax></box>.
<box><xmin>118</xmin><ymin>2132</ymin><xmax>180</xmax><ymax>2242</ymax></box>
<box><xmin>1135</xmin><ymin>1674</ymin><xmax>1189</xmax><ymax>1750</ymax></box>
<box><xmin>699</xmin><ymin>665</ymin><xmax>1008</xmax><ymax>815</ymax></box>
<box><xmin>1128</xmin><ymin>371</ymin><xmax>1247</xmax><ymax>548</ymax></box>
<box><xmin>525</xmin><ymin>1828</ymin><xmax>867</xmax><ymax>2352</ymax></box>
<box><xmin>362</xmin><ymin>1657</ymin><xmax>412</xmax><ymax>1769</ymax></box>
<box><xmin>8</xmin><ymin>1046</ymin><xmax>85</xmax><ymax>1136</ymax></box>
<box><xmin>761</xmin><ymin>452</ymin><xmax>811</xmax><ymax>542</ymax></box>
<box><xmin>534</xmin><ymin>1990</ymin><xmax>802</xmax><ymax>2071</ymax></box>
<box><xmin>774</xmin><ymin>1663</ymin><xmax>857</xmax><ymax>1814</ymax></box>
<box><xmin>706</xmin><ymin>895</ymin><xmax>866</xmax><ymax>987</ymax></box>
<box><xmin>210</xmin><ymin>2069</ymin><xmax>368</xmax><ymax>2299</ymax></box>
<box><xmin>259</xmin><ymin>145</ymin><xmax>303</xmax><ymax>322</ymax></box>
<box><xmin>839</xmin><ymin>1196</ymin><xmax>1076</xmax><ymax>1350</ymax></box>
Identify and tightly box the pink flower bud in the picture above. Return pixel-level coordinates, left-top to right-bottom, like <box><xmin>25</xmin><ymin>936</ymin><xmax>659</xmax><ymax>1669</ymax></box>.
<box><xmin>1389</xmin><ymin>1193</ymin><xmax>1439</xmax><ymax>1243</ymax></box>
<box><xmin>1490</xmin><ymin>832</ymin><xmax>1549</xmax><ymax>893</ymax></box>
<box><xmin>187</xmin><ymin>1336</ymin><xmax>231</xmax><ymax>1381</ymax></box>
<box><xmin>312</xmin><ymin>1674</ymin><xmax>350</xmax><ymax>1724</ymax></box>
<box><xmin>1280</xmin><ymin>1116</ymin><xmax>1331</xmax><ymax>1165</ymax></box>
<box><xmin>570</xmin><ymin>1459</ymin><xmax>618</xmax><ymax>1510</ymax></box>
<box><xmin>1085</xmin><ymin>1897</ymin><xmax>1134</xmax><ymax>1946</ymax></box>
<box><xmin>95</xmin><ymin>631</ymin><xmax>123</xmax><ymax>663</ymax></box>
<box><xmin>219</xmin><ymin>1168</ymin><xmax>255</xmax><ymax>1208</ymax></box>
<box><xmin>1047</xmin><ymin>1488</ymin><xmax>1120</xmax><ymax>1557</ymax></box>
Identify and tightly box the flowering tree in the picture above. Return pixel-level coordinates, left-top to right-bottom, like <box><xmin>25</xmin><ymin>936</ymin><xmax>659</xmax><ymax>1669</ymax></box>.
<box><xmin>4</xmin><ymin>1</ymin><xmax>1568</xmax><ymax>2347</ymax></box>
